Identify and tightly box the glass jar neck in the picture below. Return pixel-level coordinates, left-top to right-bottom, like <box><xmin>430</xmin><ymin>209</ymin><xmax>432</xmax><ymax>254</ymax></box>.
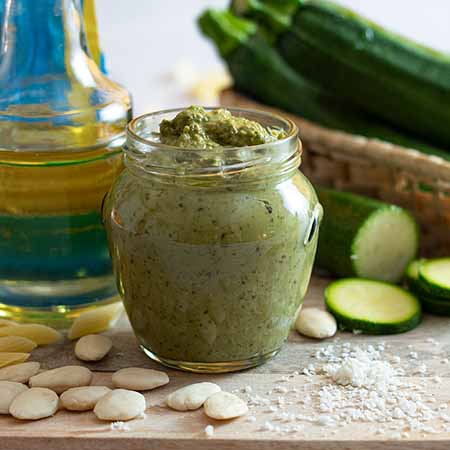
<box><xmin>124</xmin><ymin>108</ymin><xmax>302</xmax><ymax>187</ymax></box>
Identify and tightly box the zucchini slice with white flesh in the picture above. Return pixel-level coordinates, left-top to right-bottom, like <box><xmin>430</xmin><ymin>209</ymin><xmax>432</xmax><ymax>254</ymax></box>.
<box><xmin>316</xmin><ymin>188</ymin><xmax>419</xmax><ymax>283</ymax></box>
<box><xmin>418</xmin><ymin>258</ymin><xmax>450</xmax><ymax>299</ymax></box>
<box><xmin>325</xmin><ymin>279</ymin><xmax>422</xmax><ymax>334</ymax></box>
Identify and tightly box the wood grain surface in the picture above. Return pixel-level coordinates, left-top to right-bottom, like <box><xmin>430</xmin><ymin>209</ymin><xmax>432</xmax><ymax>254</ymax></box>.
<box><xmin>1</xmin><ymin>275</ymin><xmax>450</xmax><ymax>450</ymax></box>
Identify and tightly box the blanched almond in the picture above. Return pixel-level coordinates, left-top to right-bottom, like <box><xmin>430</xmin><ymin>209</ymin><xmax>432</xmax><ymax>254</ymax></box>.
<box><xmin>204</xmin><ymin>391</ymin><xmax>248</xmax><ymax>420</ymax></box>
<box><xmin>112</xmin><ymin>367</ymin><xmax>169</xmax><ymax>391</ymax></box>
<box><xmin>0</xmin><ymin>381</ymin><xmax>28</xmax><ymax>414</ymax></box>
<box><xmin>75</xmin><ymin>334</ymin><xmax>112</xmax><ymax>362</ymax></box>
<box><xmin>68</xmin><ymin>303</ymin><xmax>123</xmax><ymax>340</ymax></box>
<box><xmin>60</xmin><ymin>386</ymin><xmax>111</xmax><ymax>411</ymax></box>
<box><xmin>0</xmin><ymin>362</ymin><xmax>40</xmax><ymax>383</ymax></box>
<box><xmin>29</xmin><ymin>365</ymin><xmax>92</xmax><ymax>394</ymax></box>
<box><xmin>0</xmin><ymin>324</ymin><xmax>62</xmax><ymax>345</ymax></box>
<box><xmin>94</xmin><ymin>389</ymin><xmax>146</xmax><ymax>421</ymax></box>
<box><xmin>295</xmin><ymin>308</ymin><xmax>337</xmax><ymax>339</ymax></box>
<box><xmin>10</xmin><ymin>387</ymin><xmax>58</xmax><ymax>420</ymax></box>
<box><xmin>167</xmin><ymin>382</ymin><xmax>221</xmax><ymax>411</ymax></box>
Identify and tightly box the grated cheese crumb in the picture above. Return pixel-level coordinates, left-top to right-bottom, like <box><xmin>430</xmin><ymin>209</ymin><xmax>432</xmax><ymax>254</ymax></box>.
<box><xmin>110</xmin><ymin>422</ymin><xmax>130</xmax><ymax>432</ymax></box>
<box><xmin>204</xmin><ymin>425</ymin><xmax>214</xmax><ymax>437</ymax></box>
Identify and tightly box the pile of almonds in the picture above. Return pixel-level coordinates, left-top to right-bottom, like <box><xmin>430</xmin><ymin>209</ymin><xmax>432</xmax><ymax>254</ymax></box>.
<box><xmin>0</xmin><ymin>304</ymin><xmax>248</xmax><ymax>424</ymax></box>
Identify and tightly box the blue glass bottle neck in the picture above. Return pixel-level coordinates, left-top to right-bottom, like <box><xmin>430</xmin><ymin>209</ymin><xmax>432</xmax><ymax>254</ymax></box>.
<box><xmin>0</xmin><ymin>0</ymin><xmax>91</xmax><ymax>81</ymax></box>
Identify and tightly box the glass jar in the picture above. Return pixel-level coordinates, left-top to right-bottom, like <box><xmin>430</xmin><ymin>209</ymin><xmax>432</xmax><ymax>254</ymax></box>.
<box><xmin>0</xmin><ymin>0</ymin><xmax>131</xmax><ymax>327</ymax></box>
<box><xmin>103</xmin><ymin>108</ymin><xmax>322</xmax><ymax>373</ymax></box>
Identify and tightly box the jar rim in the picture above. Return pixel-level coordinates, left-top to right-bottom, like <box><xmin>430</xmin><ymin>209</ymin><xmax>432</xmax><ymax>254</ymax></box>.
<box><xmin>126</xmin><ymin>106</ymin><xmax>299</xmax><ymax>152</ymax></box>
<box><xmin>125</xmin><ymin>107</ymin><xmax>301</xmax><ymax>183</ymax></box>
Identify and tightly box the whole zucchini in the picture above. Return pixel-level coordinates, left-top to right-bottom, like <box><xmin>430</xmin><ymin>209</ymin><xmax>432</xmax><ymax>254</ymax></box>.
<box><xmin>231</xmin><ymin>0</ymin><xmax>450</xmax><ymax>147</ymax></box>
<box><xmin>198</xmin><ymin>9</ymin><xmax>450</xmax><ymax>161</ymax></box>
<box><xmin>316</xmin><ymin>187</ymin><xmax>419</xmax><ymax>283</ymax></box>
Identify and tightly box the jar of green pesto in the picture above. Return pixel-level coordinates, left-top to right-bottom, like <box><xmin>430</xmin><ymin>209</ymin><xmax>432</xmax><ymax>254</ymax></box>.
<box><xmin>103</xmin><ymin>107</ymin><xmax>322</xmax><ymax>373</ymax></box>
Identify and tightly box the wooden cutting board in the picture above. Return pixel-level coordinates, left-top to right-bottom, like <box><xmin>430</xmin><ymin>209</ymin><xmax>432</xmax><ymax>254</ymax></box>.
<box><xmin>1</xmin><ymin>275</ymin><xmax>450</xmax><ymax>450</ymax></box>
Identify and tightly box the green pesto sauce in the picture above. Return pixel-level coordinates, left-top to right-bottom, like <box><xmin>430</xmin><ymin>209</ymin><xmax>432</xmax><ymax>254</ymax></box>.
<box><xmin>159</xmin><ymin>106</ymin><xmax>286</xmax><ymax>149</ymax></box>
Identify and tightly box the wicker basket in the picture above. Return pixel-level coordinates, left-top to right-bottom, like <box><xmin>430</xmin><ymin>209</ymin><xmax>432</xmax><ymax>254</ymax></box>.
<box><xmin>221</xmin><ymin>89</ymin><xmax>450</xmax><ymax>256</ymax></box>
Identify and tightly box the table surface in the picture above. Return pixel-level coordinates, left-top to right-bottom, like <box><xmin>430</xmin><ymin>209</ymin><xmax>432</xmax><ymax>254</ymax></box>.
<box><xmin>1</xmin><ymin>275</ymin><xmax>450</xmax><ymax>450</ymax></box>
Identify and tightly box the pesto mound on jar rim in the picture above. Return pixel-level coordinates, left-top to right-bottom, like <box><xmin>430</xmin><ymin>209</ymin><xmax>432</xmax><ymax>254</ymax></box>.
<box><xmin>103</xmin><ymin>106</ymin><xmax>321</xmax><ymax>373</ymax></box>
<box><xmin>158</xmin><ymin>105</ymin><xmax>287</xmax><ymax>149</ymax></box>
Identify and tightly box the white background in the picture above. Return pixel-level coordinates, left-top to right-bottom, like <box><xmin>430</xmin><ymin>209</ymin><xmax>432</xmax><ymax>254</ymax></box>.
<box><xmin>96</xmin><ymin>0</ymin><xmax>450</xmax><ymax>115</ymax></box>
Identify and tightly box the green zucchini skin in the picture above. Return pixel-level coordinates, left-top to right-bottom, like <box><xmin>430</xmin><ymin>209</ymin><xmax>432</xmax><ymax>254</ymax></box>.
<box><xmin>328</xmin><ymin>304</ymin><xmax>422</xmax><ymax>335</ymax></box>
<box><xmin>420</xmin><ymin>295</ymin><xmax>450</xmax><ymax>316</ymax></box>
<box><xmin>418</xmin><ymin>258</ymin><xmax>450</xmax><ymax>299</ymax></box>
<box><xmin>325</xmin><ymin>279</ymin><xmax>422</xmax><ymax>334</ymax></box>
<box><xmin>316</xmin><ymin>188</ymin><xmax>378</xmax><ymax>277</ymax></box>
<box><xmin>199</xmin><ymin>9</ymin><xmax>450</xmax><ymax>161</ymax></box>
<box><xmin>404</xmin><ymin>259</ymin><xmax>428</xmax><ymax>295</ymax></box>
<box><xmin>234</xmin><ymin>0</ymin><xmax>450</xmax><ymax>147</ymax></box>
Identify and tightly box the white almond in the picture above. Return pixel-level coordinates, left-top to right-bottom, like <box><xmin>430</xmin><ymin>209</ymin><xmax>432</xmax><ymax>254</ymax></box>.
<box><xmin>167</xmin><ymin>382</ymin><xmax>221</xmax><ymax>411</ymax></box>
<box><xmin>75</xmin><ymin>334</ymin><xmax>112</xmax><ymax>362</ymax></box>
<box><xmin>204</xmin><ymin>391</ymin><xmax>248</xmax><ymax>420</ymax></box>
<box><xmin>10</xmin><ymin>387</ymin><xmax>58</xmax><ymax>420</ymax></box>
<box><xmin>0</xmin><ymin>381</ymin><xmax>28</xmax><ymax>414</ymax></box>
<box><xmin>295</xmin><ymin>307</ymin><xmax>337</xmax><ymax>339</ymax></box>
<box><xmin>60</xmin><ymin>386</ymin><xmax>111</xmax><ymax>411</ymax></box>
<box><xmin>112</xmin><ymin>368</ymin><xmax>169</xmax><ymax>391</ymax></box>
<box><xmin>0</xmin><ymin>362</ymin><xmax>40</xmax><ymax>383</ymax></box>
<box><xmin>29</xmin><ymin>365</ymin><xmax>93</xmax><ymax>394</ymax></box>
<box><xmin>94</xmin><ymin>389</ymin><xmax>146</xmax><ymax>421</ymax></box>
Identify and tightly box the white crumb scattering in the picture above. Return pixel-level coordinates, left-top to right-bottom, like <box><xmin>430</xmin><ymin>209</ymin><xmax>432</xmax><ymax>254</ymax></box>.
<box><xmin>204</xmin><ymin>425</ymin><xmax>214</xmax><ymax>437</ymax></box>
<box><xmin>352</xmin><ymin>329</ymin><xmax>363</xmax><ymax>335</ymax></box>
<box><xmin>110</xmin><ymin>421</ymin><xmax>131</xmax><ymax>432</ymax></box>
<box><xmin>425</xmin><ymin>338</ymin><xmax>439</xmax><ymax>346</ymax></box>
<box><xmin>247</xmin><ymin>415</ymin><xmax>257</xmax><ymax>422</ymax></box>
<box><xmin>243</xmin><ymin>385</ymin><xmax>253</xmax><ymax>394</ymax></box>
<box><xmin>243</xmin><ymin>341</ymin><xmax>450</xmax><ymax>439</ymax></box>
<box><xmin>274</xmin><ymin>386</ymin><xmax>288</xmax><ymax>394</ymax></box>
<box><xmin>414</xmin><ymin>364</ymin><xmax>427</xmax><ymax>375</ymax></box>
<box><xmin>261</xmin><ymin>421</ymin><xmax>275</xmax><ymax>432</ymax></box>
<box><xmin>317</xmin><ymin>415</ymin><xmax>336</xmax><ymax>426</ymax></box>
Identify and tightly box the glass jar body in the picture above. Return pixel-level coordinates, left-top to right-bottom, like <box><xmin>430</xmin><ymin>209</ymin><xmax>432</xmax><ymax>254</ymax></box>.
<box><xmin>104</xmin><ymin>168</ymin><xmax>320</xmax><ymax>372</ymax></box>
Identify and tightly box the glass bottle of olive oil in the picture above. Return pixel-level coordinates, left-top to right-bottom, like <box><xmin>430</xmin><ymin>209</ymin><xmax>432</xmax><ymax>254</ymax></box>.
<box><xmin>0</xmin><ymin>0</ymin><xmax>131</xmax><ymax>326</ymax></box>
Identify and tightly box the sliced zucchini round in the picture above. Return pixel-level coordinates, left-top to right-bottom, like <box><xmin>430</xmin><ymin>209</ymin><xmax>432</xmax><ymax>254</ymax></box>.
<box><xmin>325</xmin><ymin>278</ymin><xmax>422</xmax><ymax>334</ymax></box>
<box><xmin>421</xmin><ymin>295</ymin><xmax>450</xmax><ymax>316</ymax></box>
<box><xmin>405</xmin><ymin>258</ymin><xmax>427</xmax><ymax>293</ymax></box>
<box><xmin>351</xmin><ymin>207</ymin><xmax>419</xmax><ymax>283</ymax></box>
<box><xmin>418</xmin><ymin>258</ymin><xmax>450</xmax><ymax>299</ymax></box>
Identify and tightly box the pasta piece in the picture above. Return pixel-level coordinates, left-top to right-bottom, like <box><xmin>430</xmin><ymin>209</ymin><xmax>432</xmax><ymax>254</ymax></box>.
<box><xmin>0</xmin><ymin>336</ymin><xmax>37</xmax><ymax>353</ymax></box>
<box><xmin>0</xmin><ymin>353</ymin><xmax>30</xmax><ymax>368</ymax></box>
<box><xmin>0</xmin><ymin>324</ymin><xmax>62</xmax><ymax>346</ymax></box>
<box><xmin>68</xmin><ymin>303</ymin><xmax>124</xmax><ymax>340</ymax></box>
